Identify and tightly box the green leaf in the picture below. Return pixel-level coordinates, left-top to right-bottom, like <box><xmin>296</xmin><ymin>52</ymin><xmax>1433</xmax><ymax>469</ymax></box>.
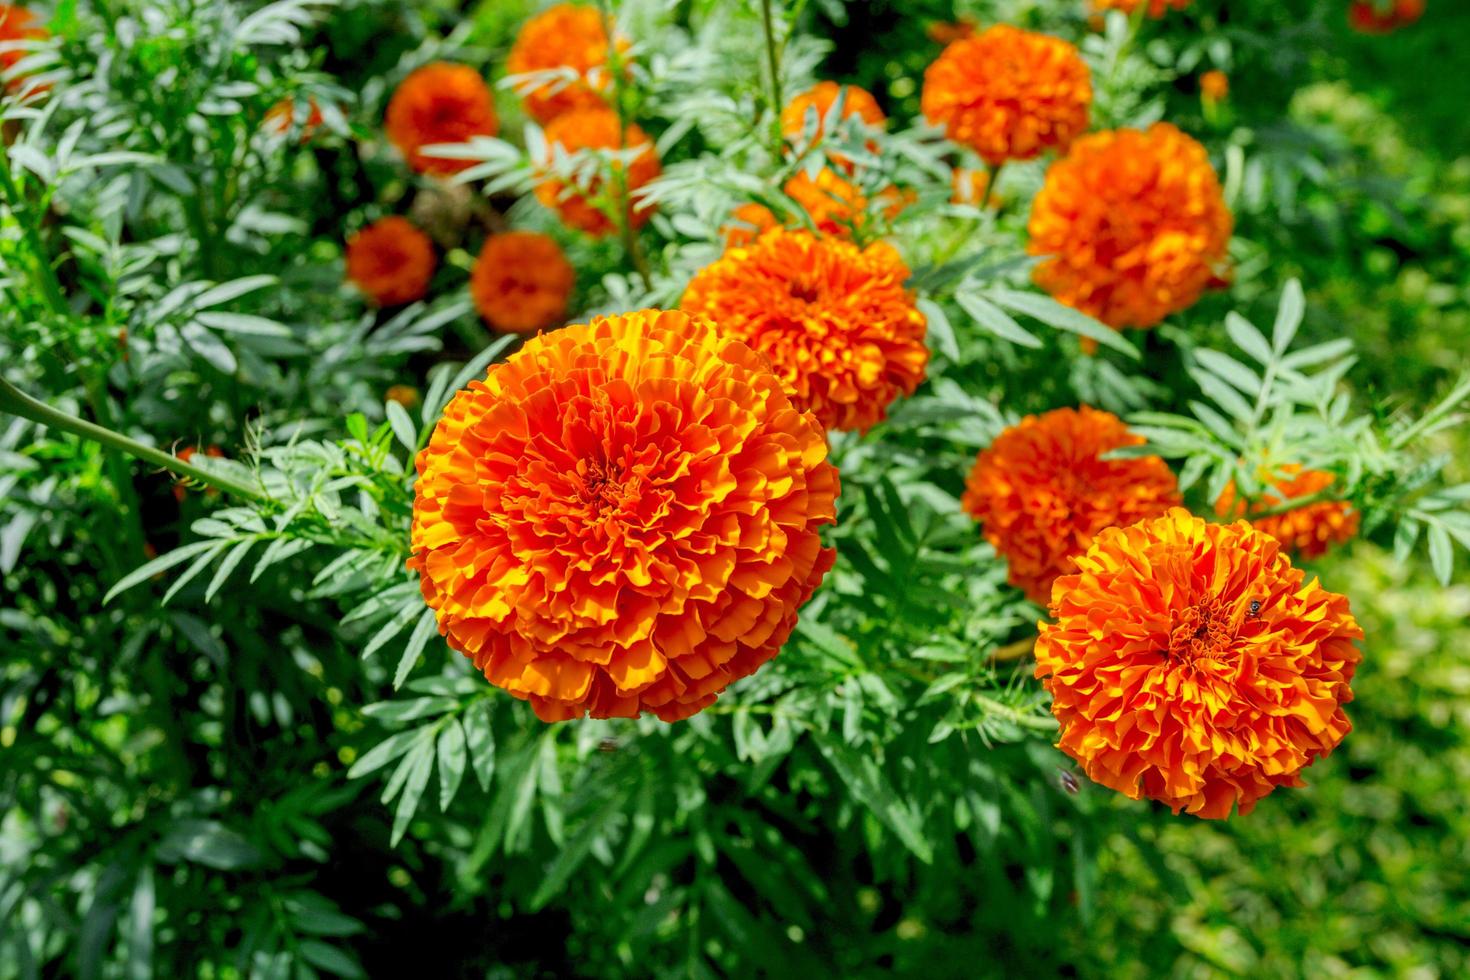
<box><xmin>362</xmin><ymin>696</ymin><xmax>457</xmax><ymax>724</ymax></box>
<box><xmin>955</xmin><ymin>291</ymin><xmax>1040</xmax><ymax>348</ymax></box>
<box><xmin>161</xmin><ymin>540</ymin><xmax>230</xmax><ymax>606</ymax></box>
<box><xmin>191</xmin><ymin>275</ymin><xmax>277</xmax><ymax>309</ymax></box>
<box><xmin>361</xmin><ymin>599</ymin><xmax>423</xmax><ymax>662</ymax></box>
<box><xmin>298</xmin><ymin>941</ymin><xmax>365</xmax><ymax>979</ymax></box>
<box><xmin>156</xmin><ymin>820</ymin><xmax>263</xmax><ymax>870</ymax></box>
<box><xmin>126</xmin><ymin>867</ymin><xmax>154</xmax><ymax>980</ymax></box>
<box><xmin>528</xmin><ymin>790</ymin><xmax>627</xmax><ymax>910</ymax></box>
<box><xmin>346</xmin><ymin>727</ymin><xmax>431</xmax><ymax>780</ymax></box>
<box><xmin>1194</xmin><ymin>349</ymin><xmax>1261</xmax><ymax>397</ymax></box>
<box><xmin>916</xmin><ymin>297</ymin><xmax>959</xmax><ymax>361</ymax></box>
<box><xmin>1427</xmin><ymin>523</ymin><xmax>1453</xmax><ymax>585</ymax></box>
<box><xmin>986</xmin><ymin>288</ymin><xmax>1139</xmax><ymax>359</ymax></box>
<box><xmin>204</xmin><ymin>538</ymin><xmax>255</xmax><ymax>603</ymax></box>
<box><xmin>812</xmin><ymin>732</ymin><xmax>933</xmax><ymax>864</ymax></box>
<box><xmin>1392</xmin><ymin>519</ymin><xmax>1420</xmax><ymax>564</ymax></box>
<box><xmin>463</xmin><ymin>700</ymin><xmax>497</xmax><ymax>791</ymax></box>
<box><xmin>390</xmin><ymin>738</ymin><xmax>435</xmax><ymax>845</ymax></box>
<box><xmin>103</xmin><ymin>540</ymin><xmax>219</xmax><ymax>604</ymax></box>
<box><xmin>437</xmin><ymin>720</ymin><xmax>468</xmax><ymax>811</ymax></box>
<box><xmin>1272</xmin><ymin>279</ymin><xmax>1305</xmax><ymax>354</ymax></box>
<box><xmin>1189</xmin><ymin>367</ymin><xmax>1256</xmax><ymax>423</ymax></box>
<box><xmin>386</xmin><ymin>400</ymin><xmax>417</xmax><ymax>454</ymax></box>
<box><xmin>394</xmin><ymin>608</ymin><xmax>441</xmax><ymax>688</ymax></box>
<box><xmin>1224</xmin><ymin>312</ymin><xmax>1274</xmax><ymax>366</ymax></box>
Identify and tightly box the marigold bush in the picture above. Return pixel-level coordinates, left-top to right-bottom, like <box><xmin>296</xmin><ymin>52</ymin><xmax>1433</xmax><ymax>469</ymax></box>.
<box><xmin>469</xmin><ymin>231</ymin><xmax>575</xmax><ymax>334</ymax></box>
<box><xmin>681</xmin><ymin>227</ymin><xmax>928</xmax><ymax>433</ymax></box>
<box><xmin>1028</xmin><ymin>122</ymin><xmax>1233</xmax><ymax>329</ymax></box>
<box><xmin>505</xmin><ymin>3</ymin><xmax>621</xmax><ymax>123</ymax></box>
<box><xmin>921</xmin><ymin>25</ymin><xmax>1092</xmax><ymax>165</ymax></box>
<box><xmin>1036</xmin><ymin>509</ymin><xmax>1363</xmax><ymax>819</ymax></box>
<box><xmin>344</xmin><ymin>216</ymin><xmax>437</xmax><ymax>306</ymax></box>
<box><xmin>384</xmin><ymin>62</ymin><xmax>498</xmax><ymax>175</ymax></box>
<box><xmin>408</xmin><ymin>309</ymin><xmax>838</xmax><ymax>722</ymax></box>
<box><xmin>962</xmin><ymin>406</ymin><xmax>1181</xmax><ymax>603</ymax></box>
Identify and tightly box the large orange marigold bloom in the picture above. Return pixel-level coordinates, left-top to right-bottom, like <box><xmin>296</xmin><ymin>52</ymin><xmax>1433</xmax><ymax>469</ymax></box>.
<box><xmin>1028</xmin><ymin>123</ymin><xmax>1233</xmax><ymax>330</ymax></box>
<box><xmin>781</xmin><ymin>81</ymin><xmax>886</xmax><ymax>142</ymax></box>
<box><xmin>1215</xmin><ymin>465</ymin><xmax>1359</xmax><ymax>559</ymax></box>
<box><xmin>1036</xmin><ymin>509</ymin><xmax>1362</xmax><ymax>818</ymax></box>
<box><xmin>409</xmin><ymin>309</ymin><xmax>839</xmax><ymax>722</ymax></box>
<box><xmin>535</xmin><ymin>107</ymin><xmax>660</xmax><ymax>237</ymax></box>
<box><xmin>384</xmin><ymin>62</ymin><xmax>499</xmax><ymax>176</ymax></box>
<box><xmin>470</xmin><ymin>231</ymin><xmax>575</xmax><ymax>335</ymax></box>
<box><xmin>345</xmin><ymin>217</ymin><xmax>437</xmax><ymax>306</ymax></box>
<box><xmin>0</xmin><ymin>4</ymin><xmax>46</xmax><ymax>89</ymax></box>
<box><xmin>1091</xmin><ymin>0</ymin><xmax>1191</xmax><ymax>17</ymax></box>
<box><xmin>921</xmin><ymin>25</ymin><xmax>1091</xmax><ymax>166</ymax></box>
<box><xmin>681</xmin><ymin>227</ymin><xmax>928</xmax><ymax>433</ymax></box>
<box><xmin>506</xmin><ymin>3</ymin><xmax>623</xmax><ymax>123</ymax></box>
<box><xmin>962</xmin><ymin>407</ymin><xmax>1180</xmax><ymax>603</ymax></box>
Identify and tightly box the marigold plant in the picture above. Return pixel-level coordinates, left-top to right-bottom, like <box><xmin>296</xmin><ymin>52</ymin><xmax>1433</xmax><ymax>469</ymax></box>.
<box><xmin>681</xmin><ymin>227</ymin><xmax>928</xmax><ymax>433</ymax></box>
<box><xmin>921</xmin><ymin>25</ymin><xmax>1091</xmax><ymax>165</ymax></box>
<box><xmin>1028</xmin><ymin>122</ymin><xmax>1233</xmax><ymax>330</ymax></box>
<box><xmin>962</xmin><ymin>406</ymin><xmax>1181</xmax><ymax>603</ymax></box>
<box><xmin>469</xmin><ymin>231</ymin><xmax>575</xmax><ymax>334</ymax></box>
<box><xmin>1036</xmin><ymin>509</ymin><xmax>1363</xmax><ymax>818</ymax></box>
<box><xmin>408</xmin><ymin>309</ymin><xmax>837</xmax><ymax>721</ymax></box>
<box><xmin>1216</xmin><ymin>465</ymin><xmax>1360</xmax><ymax>559</ymax></box>
<box><xmin>505</xmin><ymin>3</ymin><xmax>621</xmax><ymax>123</ymax></box>
<box><xmin>384</xmin><ymin>62</ymin><xmax>499</xmax><ymax>176</ymax></box>
<box><xmin>535</xmin><ymin>107</ymin><xmax>660</xmax><ymax>236</ymax></box>
<box><xmin>344</xmin><ymin>216</ymin><xmax>437</xmax><ymax>306</ymax></box>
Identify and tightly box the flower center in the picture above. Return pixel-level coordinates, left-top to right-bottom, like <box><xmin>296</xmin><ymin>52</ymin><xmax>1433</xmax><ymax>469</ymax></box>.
<box><xmin>1167</xmin><ymin>595</ymin><xmax>1235</xmax><ymax>662</ymax></box>
<box><xmin>576</xmin><ymin>458</ymin><xmax>625</xmax><ymax>509</ymax></box>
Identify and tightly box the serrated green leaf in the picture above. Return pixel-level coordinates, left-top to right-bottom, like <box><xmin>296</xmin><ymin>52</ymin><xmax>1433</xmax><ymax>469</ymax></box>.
<box><xmin>1427</xmin><ymin>524</ymin><xmax>1453</xmax><ymax>585</ymax></box>
<box><xmin>437</xmin><ymin>720</ymin><xmax>467</xmax><ymax>811</ymax></box>
<box><xmin>1272</xmin><ymin>279</ymin><xmax>1304</xmax><ymax>354</ymax></box>
<box><xmin>987</xmin><ymin>288</ymin><xmax>1139</xmax><ymax>358</ymax></box>
<box><xmin>955</xmin><ymin>291</ymin><xmax>1040</xmax><ymax>348</ymax></box>
<box><xmin>389</xmin><ymin>738</ymin><xmax>435</xmax><ymax>845</ymax></box>
<box><xmin>103</xmin><ymin>540</ymin><xmax>219</xmax><ymax>604</ymax></box>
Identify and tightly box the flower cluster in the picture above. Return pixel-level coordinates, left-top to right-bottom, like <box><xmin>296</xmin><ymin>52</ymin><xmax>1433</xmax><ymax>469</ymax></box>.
<box><xmin>962</xmin><ymin>407</ymin><xmax>1181</xmax><ymax>603</ymax></box>
<box><xmin>409</xmin><ymin>310</ymin><xmax>838</xmax><ymax>721</ymax></box>
<box><xmin>922</xmin><ymin>25</ymin><xmax>1092</xmax><ymax>165</ymax></box>
<box><xmin>1036</xmin><ymin>510</ymin><xmax>1362</xmax><ymax>818</ymax></box>
<box><xmin>682</xmin><ymin>227</ymin><xmax>928</xmax><ymax>433</ymax></box>
<box><xmin>1028</xmin><ymin>123</ymin><xmax>1233</xmax><ymax>330</ymax></box>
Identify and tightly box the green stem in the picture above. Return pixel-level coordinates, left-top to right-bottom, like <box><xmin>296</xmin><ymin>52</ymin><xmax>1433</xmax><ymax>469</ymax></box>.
<box><xmin>970</xmin><ymin>693</ymin><xmax>1058</xmax><ymax>732</ymax></box>
<box><xmin>0</xmin><ymin>374</ymin><xmax>267</xmax><ymax>502</ymax></box>
<box><xmin>758</xmin><ymin>0</ymin><xmax>786</xmax><ymax>159</ymax></box>
<box><xmin>1245</xmin><ymin>486</ymin><xmax>1340</xmax><ymax>520</ymax></box>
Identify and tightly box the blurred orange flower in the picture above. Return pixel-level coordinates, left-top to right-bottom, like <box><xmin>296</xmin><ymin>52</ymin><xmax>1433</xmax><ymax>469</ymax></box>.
<box><xmin>1028</xmin><ymin>123</ymin><xmax>1233</xmax><ymax>330</ymax></box>
<box><xmin>1348</xmin><ymin>0</ymin><xmax>1424</xmax><ymax>33</ymax></box>
<box><xmin>783</xmin><ymin>167</ymin><xmax>909</xmax><ymax>238</ymax></box>
<box><xmin>470</xmin><ymin>231</ymin><xmax>575</xmax><ymax>334</ymax></box>
<box><xmin>535</xmin><ymin>107</ymin><xmax>660</xmax><ymax>237</ymax></box>
<box><xmin>926</xmin><ymin>16</ymin><xmax>978</xmax><ymax>45</ymax></box>
<box><xmin>1091</xmin><ymin>0</ymin><xmax>1191</xmax><ymax>17</ymax></box>
<box><xmin>506</xmin><ymin>3</ymin><xmax>623</xmax><ymax>123</ymax></box>
<box><xmin>386</xmin><ymin>385</ymin><xmax>420</xmax><ymax>408</ymax></box>
<box><xmin>1200</xmin><ymin>70</ymin><xmax>1229</xmax><ymax>103</ymax></box>
<box><xmin>962</xmin><ymin>406</ymin><xmax>1181</xmax><ymax>603</ymax></box>
<box><xmin>384</xmin><ymin>62</ymin><xmax>498</xmax><ymax>176</ymax></box>
<box><xmin>409</xmin><ymin>309</ymin><xmax>838</xmax><ymax>722</ymax></box>
<box><xmin>950</xmin><ymin>167</ymin><xmax>1000</xmax><ymax>207</ymax></box>
<box><xmin>345</xmin><ymin>217</ymin><xmax>437</xmax><ymax>306</ymax></box>
<box><xmin>781</xmin><ymin>81</ymin><xmax>886</xmax><ymax>143</ymax></box>
<box><xmin>1036</xmin><ymin>509</ymin><xmax>1362</xmax><ymax>819</ymax></box>
<box><xmin>265</xmin><ymin>96</ymin><xmax>325</xmax><ymax>140</ymax></box>
<box><xmin>0</xmin><ymin>4</ymin><xmax>46</xmax><ymax>90</ymax></box>
<box><xmin>721</xmin><ymin>202</ymin><xmax>780</xmax><ymax>248</ymax></box>
<box><xmin>1216</xmin><ymin>465</ymin><xmax>1359</xmax><ymax>559</ymax></box>
<box><xmin>921</xmin><ymin>25</ymin><xmax>1091</xmax><ymax>165</ymax></box>
<box><xmin>681</xmin><ymin>227</ymin><xmax>927</xmax><ymax>433</ymax></box>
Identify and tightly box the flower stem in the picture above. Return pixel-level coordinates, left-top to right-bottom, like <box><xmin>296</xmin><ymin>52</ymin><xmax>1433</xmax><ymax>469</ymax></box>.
<box><xmin>758</xmin><ymin>0</ymin><xmax>786</xmax><ymax>159</ymax></box>
<box><xmin>0</xmin><ymin>374</ymin><xmax>268</xmax><ymax>502</ymax></box>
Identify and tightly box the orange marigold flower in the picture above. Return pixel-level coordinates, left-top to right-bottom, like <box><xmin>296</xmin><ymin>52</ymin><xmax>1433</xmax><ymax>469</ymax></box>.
<box><xmin>1090</xmin><ymin>0</ymin><xmax>1191</xmax><ymax>17</ymax></box>
<box><xmin>927</xmin><ymin>16</ymin><xmax>979</xmax><ymax>45</ymax></box>
<box><xmin>721</xmin><ymin>202</ymin><xmax>780</xmax><ymax>248</ymax></box>
<box><xmin>506</xmin><ymin>3</ymin><xmax>624</xmax><ymax>123</ymax></box>
<box><xmin>409</xmin><ymin>309</ymin><xmax>839</xmax><ymax>722</ymax></box>
<box><xmin>1349</xmin><ymin>0</ymin><xmax>1424</xmax><ymax>33</ymax></box>
<box><xmin>535</xmin><ymin>107</ymin><xmax>660</xmax><ymax>237</ymax></box>
<box><xmin>921</xmin><ymin>25</ymin><xmax>1091</xmax><ymax>166</ymax></box>
<box><xmin>384</xmin><ymin>62</ymin><xmax>498</xmax><ymax>176</ymax></box>
<box><xmin>1215</xmin><ymin>465</ymin><xmax>1359</xmax><ymax>559</ymax></box>
<box><xmin>681</xmin><ymin>227</ymin><xmax>927</xmax><ymax>433</ymax></box>
<box><xmin>0</xmin><ymin>4</ymin><xmax>46</xmax><ymax>89</ymax></box>
<box><xmin>470</xmin><ymin>231</ymin><xmax>575</xmax><ymax>335</ymax></box>
<box><xmin>345</xmin><ymin>217</ymin><xmax>437</xmax><ymax>306</ymax></box>
<box><xmin>386</xmin><ymin>385</ymin><xmax>420</xmax><ymax>409</ymax></box>
<box><xmin>962</xmin><ymin>406</ymin><xmax>1181</xmax><ymax>604</ymax></box>
<box><xmin>1036</xmin><ymin>508</ymin><xmax>1362</xmax><ymax>818</ymax></box>
<box><xmin>1200</xmin><ymin>70</ymin><xmax>1229</xmax><ymax>103</ymax></box>
<box><xmin>265</xmin><ymin>96</ymin><xmax>326</xmax><ymax>140</ymax></box>
<box><xmin>1028</xmin><ymin>123</ymin><xmax>1232</xmax><ymax>330</ymax></box>
<box><xmin>781</xmin><ymin>81</ymin><xmax>886</xmax><ymax>142</ymax></box>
